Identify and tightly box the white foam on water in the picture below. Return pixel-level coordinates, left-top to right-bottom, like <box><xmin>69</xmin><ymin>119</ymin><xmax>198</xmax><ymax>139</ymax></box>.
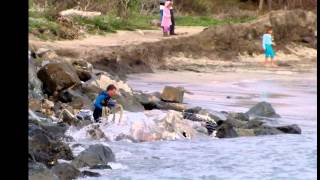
<box><xmin>108</xmin><ymin>162</ymin><xmax>129</xmax><ymax>170</ymax></box>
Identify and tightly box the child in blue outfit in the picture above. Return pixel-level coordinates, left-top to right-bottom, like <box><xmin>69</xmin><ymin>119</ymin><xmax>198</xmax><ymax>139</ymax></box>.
<box><xmin>93</xmin><ymin>84</ymin><xmax>117</xmax><ymax>122</ymax></box>
<box><xmin>262</xmin><ymin>27</ymin><xmax>278</xmax><ymax>67</ymax></box>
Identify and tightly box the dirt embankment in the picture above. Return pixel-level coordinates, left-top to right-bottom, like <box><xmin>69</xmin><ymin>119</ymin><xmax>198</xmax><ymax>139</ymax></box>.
<box><xmin>29</xmin><ymin>10</ymin><xmax>317</xmax><ymax>77</ymax></box>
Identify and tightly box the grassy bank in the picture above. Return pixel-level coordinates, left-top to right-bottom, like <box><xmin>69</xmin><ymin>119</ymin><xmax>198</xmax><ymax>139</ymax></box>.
<box><xmin>29</xmin><ymin>9</ymin><xmax>256</xmax><ymax>40</ymax></box>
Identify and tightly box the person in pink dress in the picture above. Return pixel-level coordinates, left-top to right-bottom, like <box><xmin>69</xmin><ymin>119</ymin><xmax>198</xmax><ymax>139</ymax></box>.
<box><xmin>161</xmin><ymin>1</ymin><xmax>172</xmax><ymax>37</ymax></box>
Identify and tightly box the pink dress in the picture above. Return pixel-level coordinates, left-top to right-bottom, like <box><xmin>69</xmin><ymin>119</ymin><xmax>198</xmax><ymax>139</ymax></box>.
<box><xmin>161</xmin><ymin>7</ymin><xmax>172</xmax><ymax>32</ymax></box>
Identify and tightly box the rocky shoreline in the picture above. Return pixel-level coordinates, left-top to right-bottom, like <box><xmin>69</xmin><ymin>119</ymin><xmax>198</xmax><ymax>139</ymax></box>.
<box><xmin>29</xmin><ymin>51</ymin><xmax>303</xmax><ymax>179</ymax></box>
<box><xmin>28</xmin><ymin>9</ymin><xmax>316</xmax><ymax>180</ymax></box>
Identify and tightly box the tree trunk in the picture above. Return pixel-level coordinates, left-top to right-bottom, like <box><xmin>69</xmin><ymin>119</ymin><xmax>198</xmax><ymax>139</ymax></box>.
<box><xmin>259</xmin><ymin>0</ymin><xmax>264</xmax><ymax>11</ymax></box>
<box><xmin>267</xmin><ymin>0</ymin><xmax>272</xmax><ymax>10</ymax></box>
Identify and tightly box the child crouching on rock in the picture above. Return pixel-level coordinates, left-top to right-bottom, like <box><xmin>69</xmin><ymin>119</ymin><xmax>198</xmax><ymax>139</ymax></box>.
<box><xmin>262</xmin><ymin>27</ymin><xmax>278</xmax><ymax>67</ymax></box>
<box><xmin>161</xmin><ymin>1</ymin><xmax>172</xmax><ymax>37</ymax></box>
<box><xmin>93</xmin><ymin>84</ymin><xmax>122</xmax><ymax>124</ymax></box>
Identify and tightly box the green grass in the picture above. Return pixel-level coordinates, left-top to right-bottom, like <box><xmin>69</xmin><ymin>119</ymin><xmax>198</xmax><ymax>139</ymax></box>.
<box><xmin>175</xmin><ymin>16</ymin><xmax>256</xmax><ymax>26</ymax></box>
<box><xmin>29</xmin><ymin>8</ymin><xmax>256</xmax><ymax>40</ymax></box>
<box><xmin>72</xmin><ymin>15</ymin><xmax>156</xmax><ymax>35</ymax></box>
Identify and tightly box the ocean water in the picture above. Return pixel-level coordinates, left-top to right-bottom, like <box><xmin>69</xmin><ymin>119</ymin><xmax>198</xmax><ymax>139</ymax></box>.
<box><xmin>73</xmin><ymin>71</ymin><xmax>317</xmax><ymax>180</ymax></box>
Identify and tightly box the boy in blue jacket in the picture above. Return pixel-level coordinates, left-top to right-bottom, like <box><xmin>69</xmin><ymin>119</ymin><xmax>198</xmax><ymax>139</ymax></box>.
<box><xmin>93</xmin><ymin>84</ymin><xmax>117</xmax><ymax>122</ymax></box>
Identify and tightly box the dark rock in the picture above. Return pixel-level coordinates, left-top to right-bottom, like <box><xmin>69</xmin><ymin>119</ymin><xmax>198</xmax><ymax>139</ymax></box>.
<box><xmin>86</xmin><ymin>125</ymin><xmax>108</xmax><ymax>140</ymax></box>
<box><xmin>72</xmin><ymin>60</ymin><xmax>93</xmax><ymax>82</ymax></box>
<box><xmin>41</xmin><ymin>123</ymin><xmax>69</xmax><ymax>140</ymax></box>
<box><xmin>245</xmin><ymin>119</ymin><xmax>264</xmax><ymax>129</ymax></box>
<box><xmin>254</xmin><ymin>125</ymin><xmax>284</xmax><ymax>136</ymax></box>
<box><xmin>59</xmin><ymin>108</ymin><xmax>78</xmax><ymax>126</ymax></box>
<box><xmin>215</xmin><ymin>121</ymin><xmax>238</xmax><ymax>138</ymax></box>
<box><xmin>89</xmin><ymin>164</ymin><xmax>112</xmax><ymax>170</ymax></box>
<box><xmin>51</xmin><ymin>163</ymin><xmax>80</xmax><ymax>180</ymax></box>
<box><xmin>246</xmin><ymin>101</ymin><xmax>280</xmax><ymax>118</ymax></box>
<box><xmin>59</xmin><ymin>88</ymin><xmax>92</xmax><ymax>109</ymax></box>
<box><xmin>76</xmin><ymin>109</ymin><xmax>94</xmax><ymax>121</ymax></box>
<box><xmin>184</xmin><ymin>106</ymin><xmax>202</xmax><ymax>114</ymax></box>
<box><xmin>276</xmin><ymin>124</ymin><xmax>301</xmax><ymax>134</ymax></box>
<box><xmin>161</xmin><ymin>86</ymin><xmax>184</xmax><ymax>103</ymax></box>
<box><xmin>29</xmin><ymin>121</ymin><xmax>73</xmax><ymax>167</ymax></box>
<box><xmin>115</xmin><ymin>133</ymin><xmax>138</xmax><ymax>143</ymax></box>
<box><xmin>302</xmin><ymin>36</ymin><xmax>314</xmax><ymax>45</ymax></box>
<box><xmin>158</xmin><ymin>101</ymin><xmax>188</xmax><ymax>112</ymax></box>
<box><xmin>71</xmin><ymin>143</ymin><xmax>85</xmax><ymax>148</ymax></box>
<box><xmin>75</xmin><ymin>120</ymin><xmax>93</xmax><ymax>129</ymax></box>
<box><xmin>205</xmin><ymin>121</ymin><xmax>217</xmax><ymax>135</ymax></box>
<box><xmin>224</xmin><ymin>118</ymin><xmax>247</xmax><ymax>128</ymax></box>
<box><xmin>37</xmin><ymin>62</ymin><xmax>81</xmax><ymax>95</ymax></box>
<box><xmin>81</xmin><ymin>170</ymin><xmax>101</xmax><ymax>177</ymax></box>
<box><xmin>76</xmin><ymin>69</ymin><xmax>92</xmax><ymax>82</ymax></box>
<box><xmin>235</xmin><ymin>128</ymin><xmax>255</xmax><ymax>137</ymax></box>
<box><xmin>136</xmin><ymin>91</ymin><xmax>187</xmax><ymax>111</ymax></box>
<box><xmin>115</xmin><ymin>89</ymin><xmax>145</xmax><ymax>112</ymax></box>
<box><xmin>29</xmin><ymin>162</ymin><xmax>59</xmax><ymax>180</ymax></box>
<box><xmin>72</xmin><ymin>144</ymin><xmax>115</xmax><ymax>168</ymax></box>
<box><xmin>227</xmin><ymin>112</ymin><xmax>249</xmax><ymax>121</ymax></box>
<box><xmin>135</xmin><ymin>91</ymin><xmax>161</xmax><ymax>110</ymax></box>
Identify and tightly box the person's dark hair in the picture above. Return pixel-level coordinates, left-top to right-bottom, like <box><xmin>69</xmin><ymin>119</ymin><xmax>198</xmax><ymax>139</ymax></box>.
<box><xmin>106</xmin><ymin>84</ymin><xmax>117</xmax><ymax>91</ymax></box>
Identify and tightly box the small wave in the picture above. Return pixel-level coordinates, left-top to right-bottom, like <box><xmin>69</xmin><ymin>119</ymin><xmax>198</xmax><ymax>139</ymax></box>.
<box><xmin>108</xmin><ymin>162</ymin><xmax>129</xmax><ymax>170</ymax></box>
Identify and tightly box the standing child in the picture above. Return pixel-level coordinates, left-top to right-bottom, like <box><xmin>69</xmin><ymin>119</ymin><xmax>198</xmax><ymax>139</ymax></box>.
<box><xmin>161</xmin><ymin>1</ymin><xmax>172</xmax><ymax>37</ymax></box>
<box><xmin>262</xmin><ymin>27</ymin><xmax>278</xmax><ymax>67</ymax></box>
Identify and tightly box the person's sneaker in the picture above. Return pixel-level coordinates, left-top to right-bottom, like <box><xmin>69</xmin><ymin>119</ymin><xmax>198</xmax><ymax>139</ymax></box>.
<box><xmin>170</xmin><ymin>33</ymin><xmax>178</xmax><ymax>36</ymax></box>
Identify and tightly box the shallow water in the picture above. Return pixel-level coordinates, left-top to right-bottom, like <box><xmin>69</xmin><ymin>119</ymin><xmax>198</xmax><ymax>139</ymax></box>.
<box><xmin>77</xmin><ymin>71</ymin><xmax>317</xmax><ymax>180</ymax></box>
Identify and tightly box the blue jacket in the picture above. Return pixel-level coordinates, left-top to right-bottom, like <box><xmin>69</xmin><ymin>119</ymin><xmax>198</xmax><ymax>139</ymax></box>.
<box><xmin>94</xmin><ymin>91</ymin><xmax>116</xmax><ymax>109</ymax></box>
<box><xmin>262</xmin><ymin>34</ymin><xmax>273</xmax><ymax>49</ymax></box>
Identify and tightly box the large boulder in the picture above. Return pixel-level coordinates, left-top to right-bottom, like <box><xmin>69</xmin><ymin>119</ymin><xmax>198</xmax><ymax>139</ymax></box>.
<box><xmin>72</xmin><ymin>60</ymin><xmax>93</xmax><ymax>82</ymax></box>
<box><xmin>245</xmin><ymin>101</ymin><xmax>280</xmax><ymax>118</ymax></box>
<box><xmin>135</xmin><ymin>91</ymin><xmax>187</xmax><ymax>111</ymax></box>
<box><xmin>276</xmin><ymin>124</ymin><xmax>301</xmax><ymax>134</ymax></box>
<box><xmin>161</xmin><ymin>86</ymin><xmax>184</xmax><ymax>103</ymax></box>
<box><xmin>29</xmin><ymin>121</ymin><xmax>73</xmax><ymax>166</ymax></box>
<box><xmin>51</xmin><ymin>163</ymin><xmax>80</xmax><ymax>180</ymax></box>
<box><xmin>35</xmin><ymin>48</ymin><xmax>59</xmax><ymax>60</ymax></box>
<box><xmin>95</xmin><ymin>73</ymin><xmax>132</xmax><ymax>94</ymax></box>
<box><xmin>29</xmin><ymin>162</ymin><xmax>59</xmax><ymax>180</ymax></box>
<box><xmin>59</xmin><ymin>89</ymin><xmax>91</xmax><ymax>110</ymax></box>
<box><xmin>254</xmin><ymin>125</ymin><xmax>284</xmax><ymax>136</ymax></box>
<box><xmin>115</xmin><ymin>89</ymin><xmax>145</xmax><ymax>112</ymax></box>
<box><xmin>215</xmin><ymin>121</ymin><xmax>238</xmax><ymax>138</ymax></box>
<box><xmin>37</xmin><ymin>63</ymin><xmax>81</xmax><ymax>95</ymax></box>
<box><xmin>135</xmin><ymin>91</ymin><xmax>162</xmax><ymax>110</ymax></box>
<box><xmin>245</xmin><ymin>119</ymin><xmax>264</xmax><ymax>129</ymax></box>
<box><xmin>72</xmin><ymin>144</ymin><xmax>115</xmax><ymax>168</ymax></box>
<box><xmin>234</xmin><ymin>128</ymin><xmax>255</xmax><ymax>137</ymax></box>
<box><xmin>227</xmin><ymin>112</ymin><xmax>249</xmax><ymax>121</ymax></box>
